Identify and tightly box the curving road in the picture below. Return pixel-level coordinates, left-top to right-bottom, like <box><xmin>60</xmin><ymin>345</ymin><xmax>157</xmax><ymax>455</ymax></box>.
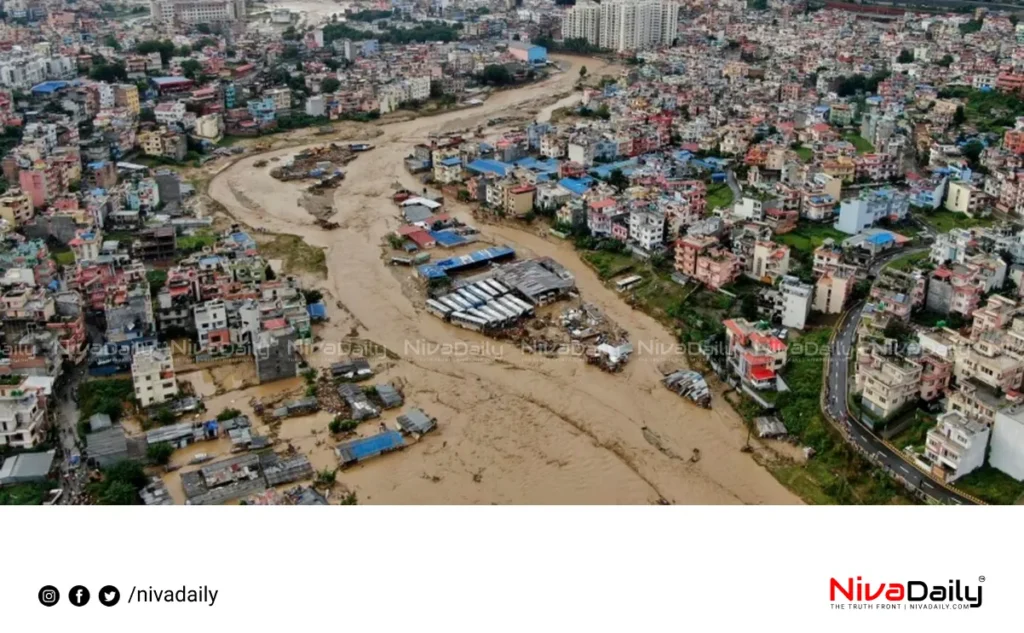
<box><xmin>823</xmin><ymin>248</ymin><xmax>975</xmax><ymax>504</ymax></box>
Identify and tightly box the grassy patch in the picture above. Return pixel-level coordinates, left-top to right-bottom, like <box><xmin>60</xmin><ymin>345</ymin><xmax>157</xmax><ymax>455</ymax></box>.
<box><xmin>886</xmin><ymin>250</ymin><xmax>930</xmax><ymax>272</ymax></box>
<box><xmin>706</xmin><ymin>182</ymin><xmax>734</xmax><ymax>211</ymax></box>
<box><xmin>78</xmin><ymin>378</ymin><xmax>136</xmax><ymax>423</ymax></box>
<box><xmin>0</xmin><ymin>481</ymin><xmax>49</xmax><ymax>505</ymax></box>
<box><xmin>887</xmin><ymin>410</ymin><xmax>936</xmax><ymax>451</ymax></box>
<box><xmin>794</xmin><ymin>146</ymin><xmax>814</xmax><ymax>163</ymax></box>
<box><xmin>916</xmin><ymin>209</ymin><xmax>993</xmax><ymax>233</ymax></box>
<box><xmin>630</xmin><ymin>271</ymin><xmax>697</xmax><ymax>321</ymax></box>
<box><xmin>843</xmin><ymin>132</ymin><xmax>875</xmax><ymax>154</ymax></box>
<box><xmin>768</xmin><ymin>328</ymin><xmax>908</xmax><ymax>504</ymax></box>
<box><xmin>53</xmin><ymin>250</ymin><xmax>76</xmax><ymax>267</ymax></box>
<box><xmin>582</xmin><ymin>250</ymin><xmax>635</xmax><ymax>280</ymax></box>
<box><xmin>260</xmin><ymin>233</ymin><xmax>327</xmax><ymax>277</ymax></box>
<box><xmin>177</xmin><ymin>230</ymin><xmax>217</xmax><ymax>255</ymax></box>
<box><xmin>776</xmin><ymin>223</ymin><xmax>847</xmax><ymax>255</ymax></box>
<box><xmin>954</xmin><ymin>466</ymin><xmax>1024</xmax><ymax>505</ymax></box>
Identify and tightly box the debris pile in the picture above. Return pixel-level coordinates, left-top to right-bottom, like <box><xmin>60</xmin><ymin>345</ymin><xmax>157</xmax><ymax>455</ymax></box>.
<box><xmin>269</xmin><ymin>143</ymin><xmax>366</xmax><ymax>182</ymax></box>
<box><xmin>662</xmin><ymin>370</ymin><xmax>712</xmax><ymax>408</ymax></box>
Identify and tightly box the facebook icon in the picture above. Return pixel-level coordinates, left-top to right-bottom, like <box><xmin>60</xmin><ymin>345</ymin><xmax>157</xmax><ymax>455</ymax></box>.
<box><xmin>69</xmin><ymin>586</ymin><xmax>90</xmax><ymax>607</ymax></box>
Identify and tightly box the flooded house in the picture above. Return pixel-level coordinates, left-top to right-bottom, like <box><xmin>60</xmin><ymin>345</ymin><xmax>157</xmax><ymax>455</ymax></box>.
<box><xmin>337</xmin><ymin>383</ymin><xmax>380</xmax><ymax>421</ymax></box>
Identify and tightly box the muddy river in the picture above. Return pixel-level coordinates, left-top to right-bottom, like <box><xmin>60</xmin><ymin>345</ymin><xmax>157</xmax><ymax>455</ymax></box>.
<box><xmin>206</xmin><ymin>55</ymin><xmax>801</xmax><ymax>505</ymax></box>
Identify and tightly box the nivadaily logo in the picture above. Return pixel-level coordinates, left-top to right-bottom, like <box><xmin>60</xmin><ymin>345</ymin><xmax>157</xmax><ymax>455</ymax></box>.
<box><xmin>830</xmin><ymin>576</ymin><xmax>984</xmax><ymax>610</ymax></box>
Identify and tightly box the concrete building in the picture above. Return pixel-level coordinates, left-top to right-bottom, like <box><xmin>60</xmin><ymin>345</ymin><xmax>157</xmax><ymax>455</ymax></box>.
<box><xmin>150</xmin><ymin>0</ymin><xmax>246</xmax><ymax>24</ymax></box>
<box><xmin>749</xmin><ymin>240</ymin><xmax>791</xmax><ymax>283</ymax></box>
<box><xmin>0</xmin><ymin>375</ymin><xmax>45</xmax><ymax>449</ymax></box>
<box><xmin>254</xmin><ymin>326</ymin><xmax>298</xmax><ymax>384</ymax></box>
<box><xmin>561</xmin><ymin>1</ymin><xmax>601</xmax><ymax>45</ymax></box>
<box><xmin>834</xmin><ymin>188</ymin><xmax>910</xmax><ymax>235</ymax></box>
<box><xmin>945</xmin><ymin>180</ymin><xmax>987</xmax><ymax>217</ymax></box>
<box><xmin>628</xmin><ymin>208</ymin><xmax>665</xmax><ymax>252</ymax></box>
<box><xmin>131</xmin><ymin>347</ymin><xmax>179</xmax><ymax>408</ymax></box>
<box><xmin>814</xmin><ymin>270</ymin><xmax>854</xmax><ymax>314</ymax></box>
<box><xmin>723</xmin><ymin>318</ymin><xmax>788</xmax><ymax>391</ymax></box>
<box><xmin>923</xmin><ymin>411</ymin><xmax>989</xmax><ymax>483</ymax></box>
<box><xmin>855</xmin><ymin>346</ymin><xmax>922</xmax><ymax>420</ymax></box>
<box><xmin>598</xmin><ymin>0</ymin><xmax>679</xmax><ymax>52</ymax></box>
<box><xmin>194</xmin><ymin>299</ymin><xmax>229</xmax><ymax>351</ymax></box>
<box><xmin>767</xmin><ymin>276</ymin><xmax>813</xmax><ymax>330</ymax></box>
<box><xmin>992</xmin><ymin>404</ymin><xmax>1024</xmax><ymax>481</ymax></box>
<box><xmin>0</xmin><ymin>189</ymin><xmax>34</xmax><ymax>228</ymax></box>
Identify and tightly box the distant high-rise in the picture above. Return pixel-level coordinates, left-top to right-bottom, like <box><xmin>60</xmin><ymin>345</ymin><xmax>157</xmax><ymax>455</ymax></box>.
<box><xmin>561</xmin><ymin>1</ymin><xmax>601</xmax><ymax>44</ymax></box>
<box><xmin>150</xmin><ymin>0</ymin><xmax>246</xmax><ymax>25</ymax></box>
<box><xmin>562</xmin><ymin>0</ymin><xmax>679</xmax><ymax>52</ymax></box>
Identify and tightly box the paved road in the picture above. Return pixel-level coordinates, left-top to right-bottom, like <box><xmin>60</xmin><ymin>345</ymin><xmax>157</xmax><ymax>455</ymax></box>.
<box><xmin>56</xmin><ymin>364</ymin><xmax>88</xmax><ymax>504</ymax></box>
<box><xmin>726</xmin><ymin>169</ymin><xmax>742</xmax><ymax>203</ymax></box>
<box><xmin>823</xmin><ymin>248</ymin><xmax>975</xmax><ymax>505</ymax></box>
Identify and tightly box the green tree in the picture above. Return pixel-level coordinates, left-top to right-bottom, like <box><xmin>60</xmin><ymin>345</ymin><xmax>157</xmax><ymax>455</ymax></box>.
<box><xmin>217</xmin><ymin>408</ymin><xmax>242</xmax><ymax>421</ymax></box>
<box><xmin>953</xmin><ymin>106</ymin><xmax>966</xmax><ymax>127</ymax></box>
<box><xmin>196</xmin><ymin>23</ymin><xmax>211</xmax><ymax>34</ymax></box>
<box><xmin>579</xmin><ymin>65</ymin><xmax>588</xmax><ymax>79</ymax></box>
<box><xmin>147</xmin><ymin>442</ymin><xmax>174</xmax><ymax>465</ymax></box>
<box><xmin>103</xmin><ymin>34</ymin><xmax>121</xmax><ymax>51</ymax></box>
<box><xmin>741</xmin><ymin>293</ymin><xmax>759</xmax><ymax>320</ymax></box>
<box><xmin>480</xmin><ymin>64</ymin><xmax>513</xmax><ymax>86</ymax></box>
<box><xmin>180</xmin><ymin>59</ymin><xmax>203</xmax><ymax>80</ymax></box>
<box><xmin>136</xmin><ymin>39</ymin><xmax>176</xmax><ymax>64</ymax></box>
<box><xmin>321</xmin><ymin>77</ymin><xmax>340</xmax><ymax>93</ymax></box>
<box><xmin>152</xmin><ymin>407</ymin><xmax>176</xmax><ymax>426</ymax></box>
<box><xmin>146</xmin><ymin>269</ymin><xmax>167</xmax><ymax>295</ymax></box>
<box><xmin>606</xmin><ymin>168</ymin><xmax>629</xmax><ymax>192</ymax></box>
<box><xmin>896</xmin><ymin>49</ymin><xmax>914</xmax><ymax>64</ymax></box>
<box><xmin>100</xmin><ymin>480</ymin><xmax>139</xmax><ymax>505</ymax></box>
<box><xmin>89</xmin><ymin>61</ymin><xmax>127</xmax><ymax>82</ymax></box>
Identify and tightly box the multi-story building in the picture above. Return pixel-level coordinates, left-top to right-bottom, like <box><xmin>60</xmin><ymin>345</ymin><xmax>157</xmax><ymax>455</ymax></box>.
<box><xmin>749</xmin><ymin>240</ymin><xmax>790</xmax><ymax>283</ymax></box>
<box><xmin>763</xmin><ymin>276</ymin><xmax>813</xmax><ymax>330</ymax></box>
<box><xmin>869</xmin><ymin>268</ymin><xmax>925</xmax><ymax>321</ymax></box>
<box><xmin>150</xmin><ymin>0</ymin><xmax>246</xmax><ymax>24</ymax></box>
<box><xmin>132</xmin><ymin>347</ymin><xmax>179</xmax><ymax>408</ymax></box>
<box><xmin>598</xmin><ymin>0</ymin><xmax>680</xmax><ymax>52</ymax></box>
<box><xmin>814</xmin><ymin>270</ymin><xmax>854</xmax><ymax>314</ymax></box>
<box><xmin>834</xmin><ymin>188</ymin><xmax>909</xmax><ymax>235</ymax></box>
<box><xmin>922</xmin><ymin>411</ymin><xmax>989</xmax><ymax>483</ymax></box>
<box><xmin>561</xmin><ymin>1</ymin><xmax>601</xmax><ymax>45</ymax></box>
<box><xmin>723</xmin><ymin>318</ymin><xmax>788</xmax><ymax>391</ymax></box>
<box><xmin>954</xmin><ymin>331</ymin><xmax>1024</xmax><ymax>393</ymax></box>
<box><xmin>945</xmin><ymin>180</ymin><xmax>987</xmax><ymax>217</ymax></box>
<box><xmin>628</xmin><ymin>208</ymin><xmax>665</xmax><ymax>252</ymax></box>
<box><xmin>855</xmin><ymin>345</ymin><xmax>922</xmax><ymax>420</ymax></box>
<box><xmin>194</xmin><ymin>299</ymin><xmax>230</xmax><ymax>351</ymax></box>
<box><xmin>991</xmin><ymin>404</ymin><xmax>1024</xmax><ymax>480</ymax></box>
<box><xmin>0</xmin><ymin>189</ymin><xmax>33</xmax><ymax>227</ymax></box>
<box><xmin>694</xmin><ymin>247</ymin><xmax>740</xmax><ymax>290</ymax></box>
<box><xmin>0</xmin><ymin>375</ymin><xmax>45</xmax><ymax>449</ymax></box>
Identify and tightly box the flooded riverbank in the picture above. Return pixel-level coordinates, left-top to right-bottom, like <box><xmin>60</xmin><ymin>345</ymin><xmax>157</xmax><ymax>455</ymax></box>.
<box><xmin>206</xmin><ymin>55</ymin><xmax>801</xmax><ymax>505</ymax></box>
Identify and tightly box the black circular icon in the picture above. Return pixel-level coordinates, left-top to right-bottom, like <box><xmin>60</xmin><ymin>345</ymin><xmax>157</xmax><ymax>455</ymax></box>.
<box><xmin>38</xmin><ymin>585</ymin><xmax>60</xmax><ymax>607</ymax></box>
<box><xmin>98</xmin><ymin>585</ymin><xmax>120</xmax><ymax>607</ymax></box>
<box><xmin>69</xmin><ymin>585</ymin><xmax>90</xmax><ymax>607</ymax></box>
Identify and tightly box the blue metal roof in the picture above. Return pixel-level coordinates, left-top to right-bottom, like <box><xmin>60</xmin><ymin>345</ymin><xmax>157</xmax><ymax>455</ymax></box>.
<box><xmin>867</xmin><ymin>232</ymin><xmax>894</xmax><ymax>245</ymax></box>
<box><xmin>336</xmin><ymin>431</ymin><xmax>404</xmax><ymax>463</ymax></box>
<box><xmin>466</xmin><ymin>158</ymin><xmax>512</xmax><ymax>177</ymax></box>
<box><xmin>31</xmin><ymin>80</ymin><xmax>68</xmax><ymax>94</ymax></box>
<box><xmin>307</xmin><ymin>302</ymin><xmax>327</xmax><ymax>319</ymax></box>
<box><xmin>438</xmin><ymin>156</ymin><xmax>462</xmax><ymax>167</ymax></box>
<box><xmin>429</xmin><ymin>230</ymin><xmax>467</xmax><ymax>247</ymax></box>
<box><xmin>558</xmin><ymin>177</ymin><xmax>592</xmax><ymax>196</ymax></box>
<box><xmin>433</xmin><ymin>245</ymin><xmax>515</xmax><ymax>270</ymax></box>
<box><xmin>417</xmin><ymin>264</ymin><xmax>447</xmax><ymax>279</ymax></box>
